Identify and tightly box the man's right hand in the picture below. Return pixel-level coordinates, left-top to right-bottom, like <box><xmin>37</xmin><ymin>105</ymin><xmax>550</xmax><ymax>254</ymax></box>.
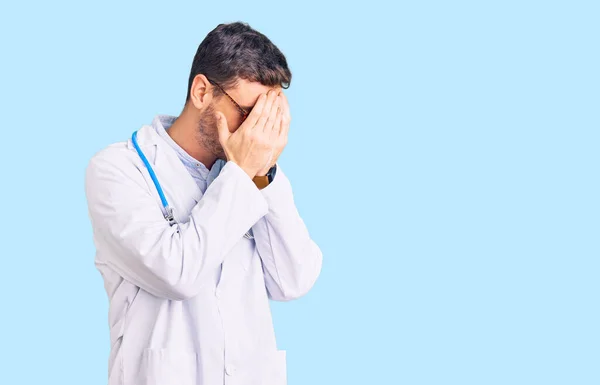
<box><xmin>216</xmin><ymin>90</ymin><xmax>283</xmax><ymax>179</ymax></box>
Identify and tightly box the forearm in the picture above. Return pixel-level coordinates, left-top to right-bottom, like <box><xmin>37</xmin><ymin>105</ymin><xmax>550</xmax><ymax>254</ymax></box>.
<box><xmin>251</xmin><ymin>166</ymin><xmax>322</xmax><ymax>300</ymax></box>
<box><xmin>88</xmin><ymin>158</ymin><xmax>268</xmax><ymax>300</ymax></box>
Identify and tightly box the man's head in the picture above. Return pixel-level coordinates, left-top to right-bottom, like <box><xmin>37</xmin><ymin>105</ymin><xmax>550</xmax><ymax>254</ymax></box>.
<box><xmin>184</xmin><ymin>22</ymin><xmax>292</xmax><ymax>158</ymax></box>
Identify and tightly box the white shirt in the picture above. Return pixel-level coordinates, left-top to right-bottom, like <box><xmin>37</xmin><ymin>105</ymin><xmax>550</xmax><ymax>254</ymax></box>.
<box><xmin>84</xmin><ymin>120</ymin><xmax>323</xmax><ymax>385</ymax></box>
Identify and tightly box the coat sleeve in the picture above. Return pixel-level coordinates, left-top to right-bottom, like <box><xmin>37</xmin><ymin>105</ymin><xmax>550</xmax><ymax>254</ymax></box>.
<box><xmin>251</xmin><ymin>165</ymin><xmax>323</xmax><ymax>301</ymax></box>
<box><xmin>85</xmin><ymin>149</ymin><xmax>268</xmax><ymax>301</ymax></box>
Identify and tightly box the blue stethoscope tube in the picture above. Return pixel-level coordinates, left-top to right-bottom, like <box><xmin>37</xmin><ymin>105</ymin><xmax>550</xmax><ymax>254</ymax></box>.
<box><xmin>131</xmin><ymin>131</ymin><xmax>176</xmax><ymax>225</ymax></box>
<box><xmin>131</xmin><ymin>130</ymin><xmax>253</xmax><ymax>239</ymax></box>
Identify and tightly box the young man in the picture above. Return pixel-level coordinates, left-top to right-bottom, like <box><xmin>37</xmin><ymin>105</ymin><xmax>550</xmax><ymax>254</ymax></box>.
<box><xmin>85</xmin><ymin>22</ymin><xmax>322</xmax><ymax>385</ymax></box>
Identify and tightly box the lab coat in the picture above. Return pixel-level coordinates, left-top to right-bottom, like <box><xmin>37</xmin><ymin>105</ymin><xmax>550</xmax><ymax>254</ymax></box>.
<box><xmin>84</xmin><ymin>124</ymin><xmax>323</xmax><ymax>385</ymax></box>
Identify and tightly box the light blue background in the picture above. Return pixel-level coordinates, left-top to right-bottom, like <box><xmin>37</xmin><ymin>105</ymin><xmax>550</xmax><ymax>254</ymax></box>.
<box><xmin>0</xmin><ymin>1</ymin><xmax>598</xmax><ymax>384</ymax></box>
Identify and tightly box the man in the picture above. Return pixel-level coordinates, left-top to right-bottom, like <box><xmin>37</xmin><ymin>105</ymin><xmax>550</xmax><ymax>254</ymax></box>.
<box><xmin>85</xmin><ymin>22</ymin><xmax>322</xmax><ymax>385</ymax></box>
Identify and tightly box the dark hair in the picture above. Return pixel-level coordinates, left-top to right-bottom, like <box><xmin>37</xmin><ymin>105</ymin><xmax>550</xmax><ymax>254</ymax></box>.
<box><xmin>186</xmin><ymin>22</ymin><xmax>292</xmax><ymax>102</ymax></box>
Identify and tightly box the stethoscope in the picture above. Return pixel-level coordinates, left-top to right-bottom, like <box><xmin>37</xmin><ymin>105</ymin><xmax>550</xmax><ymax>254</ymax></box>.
<box><xmin>131</xmin><ymin>130</ymin><xmax>254</xmax><ymax>239</ymax></box>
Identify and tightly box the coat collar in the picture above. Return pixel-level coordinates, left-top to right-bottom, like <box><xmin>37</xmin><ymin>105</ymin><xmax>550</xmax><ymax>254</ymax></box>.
<box><xmin>127</xmin><ymin>123</ymin><xmax>164</xmax><ymax>165</ymax></box>
<box><xmin>127</xmin><ymin>121</ymin><xmax>203</xmax><ymax>210</ymax></box>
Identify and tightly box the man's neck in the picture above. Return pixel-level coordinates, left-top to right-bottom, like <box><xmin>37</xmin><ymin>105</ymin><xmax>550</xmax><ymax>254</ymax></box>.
<box><xmin>167</xmin><ymin>109</ymin><xmax>217</xmax><ymax>169</ymax></box>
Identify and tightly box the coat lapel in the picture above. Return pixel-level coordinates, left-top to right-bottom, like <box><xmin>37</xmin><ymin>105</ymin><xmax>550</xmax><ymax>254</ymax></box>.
<box><xmin>128</xmin><ymin>125</ymin><xmax>203</xmax><ymax>222</ymax></box>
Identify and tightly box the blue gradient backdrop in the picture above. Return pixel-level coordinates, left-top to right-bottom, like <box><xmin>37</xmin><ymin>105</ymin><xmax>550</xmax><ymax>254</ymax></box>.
<box><xmin>0</xmin><ymin>1</ymin><xmax>598</xmax><ymax>384</ymax></box>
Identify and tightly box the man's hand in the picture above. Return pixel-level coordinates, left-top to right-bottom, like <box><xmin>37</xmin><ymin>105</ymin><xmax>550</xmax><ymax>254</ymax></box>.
<box><xmin>256</xmin><ymin>91</ymin><xmax>290</xmax><ymax>176</ymax></box>
<box><xmin>216</xmin><ymin>90</ymin><xmax>284</xmax><ymax>179</ymax></box>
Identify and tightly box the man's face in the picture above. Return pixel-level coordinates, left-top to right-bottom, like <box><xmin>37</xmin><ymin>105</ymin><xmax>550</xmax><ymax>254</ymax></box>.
<box><xmin>196</xmin><ymin>78</ymin><xmax>281</xmax><ymax>159</ymax></box>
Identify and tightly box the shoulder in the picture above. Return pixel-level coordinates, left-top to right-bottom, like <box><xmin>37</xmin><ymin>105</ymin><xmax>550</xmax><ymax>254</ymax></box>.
<box><xmin>87</xmin><ymin>140</ymin><xmax>135</xmax><ymax>174</ymax></box>
<box><xmin>85</xmin><ymin>137</ymin><xmax>148</xmax><ymax>194</ymax></box>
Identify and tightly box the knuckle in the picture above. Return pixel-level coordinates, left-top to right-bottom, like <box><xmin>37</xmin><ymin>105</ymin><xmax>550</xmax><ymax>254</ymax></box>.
<box><xmin>250</xmin><ymin>132</ymin><xmax>263</xmax><ymax>142</ymax></box>
<box><xmin>259</xmin><ymin>136</ymin><xmax>270</xmax><ymax>146</ymax></box>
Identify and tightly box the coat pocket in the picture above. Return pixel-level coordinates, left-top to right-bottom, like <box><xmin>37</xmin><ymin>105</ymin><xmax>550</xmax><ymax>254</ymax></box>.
<box><xmin>140</xmin><ymin>348</ymin><xmax>197</xmax><ymax>385</ymax></box>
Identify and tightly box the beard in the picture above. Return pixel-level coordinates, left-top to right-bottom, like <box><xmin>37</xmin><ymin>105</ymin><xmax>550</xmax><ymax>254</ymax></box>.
<box><xmin>195</xmin><ymin>103</ymin><xmax>226</xmax><ymax>160</ymax></box>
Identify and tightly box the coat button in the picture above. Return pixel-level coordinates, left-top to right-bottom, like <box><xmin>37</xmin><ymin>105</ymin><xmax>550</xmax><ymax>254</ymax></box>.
<box><xmin>225</xmin><ymin>364</ymin><xmax>236</xmax><ymax>375</ymax></box>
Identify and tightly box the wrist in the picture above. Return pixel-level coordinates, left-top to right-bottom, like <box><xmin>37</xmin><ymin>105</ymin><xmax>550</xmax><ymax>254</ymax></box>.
<box><xmin>257</xmin><ymin>164</ymin><xmax>276</xmax><ymax>177</ymax></box>
<box><xmin>255</xmin><ymin>167</ymin><xmax>270</xmax><ymax>177</ymax></box>
<box><xmin>229</xmin><ymin>160</ymin><xmax>255</xmax><ymax>180</ymax></box>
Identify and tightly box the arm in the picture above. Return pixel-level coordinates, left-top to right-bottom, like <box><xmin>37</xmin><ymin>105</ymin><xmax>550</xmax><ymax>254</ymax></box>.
<box><xmin>252</xmin><ymin>165</ymin><xmax>323</xmax><ymax>301</ymax></box>
<box><xmin>85</xmin><ymin>151</ymin><xmax>268</xmax><ymax>301</ymax></box>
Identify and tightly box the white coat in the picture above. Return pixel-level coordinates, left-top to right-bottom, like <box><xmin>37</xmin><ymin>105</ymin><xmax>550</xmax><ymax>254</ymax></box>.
<box><xmin>84</xmin><ymin>123</ymin><xmax>323</xmax><ymax>385</ymax></box>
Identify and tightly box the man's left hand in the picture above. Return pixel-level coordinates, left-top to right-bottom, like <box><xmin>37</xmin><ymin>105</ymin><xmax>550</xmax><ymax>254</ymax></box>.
<box><xmin>256</xmin><ymin>91</ymin><xmax>290</xmax><ymax>176</ymax></box>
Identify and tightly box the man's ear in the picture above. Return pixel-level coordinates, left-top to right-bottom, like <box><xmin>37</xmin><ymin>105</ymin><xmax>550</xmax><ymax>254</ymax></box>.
<box><xmin>189</xmin><ymin>74</ymin><xmax>213</xmax><ymax>109</ymax></box>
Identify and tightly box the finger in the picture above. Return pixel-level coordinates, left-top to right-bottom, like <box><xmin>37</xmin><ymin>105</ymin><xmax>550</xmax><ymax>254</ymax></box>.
<box><xmin>265</xmin><ymin>105</ymin><xmax>282</xmax><ymax>144</ymax></box>
<box><xmin>241</xmin><ymin>93</ymin><xmax>268</xmax><ymax>130</ymax></box>
<box><xmin>278</xmin><ymin>110</ymin><xmax>290</xmax><ymax>151</ymax></box>
<box><xmin>279</xmin><ymin>91</ymin><xmax>291</xmax><ymax>122</ymax></box>
<box><xmin>264</xmin><ymin>95</ymin><xmax>281</xmax><ymax>133</ymax></box>
<box><xmin>274</xmin><ymin>105</ymin><xmax>284</xmax><ymax>137</ymax></box>
<box><xmin>257</xmin><ymin>90</ymin><xmax>278</xmax><ymax>132</ymax></box>
<box><xmin>281</xmin><ymin>109</ymin><xmax>290</xmax><ymax>135</ymax></box>
<box><xmin>215</xmin><ymin>112</ymin><xmax>230</xmax><ymax>144</ymax></box>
